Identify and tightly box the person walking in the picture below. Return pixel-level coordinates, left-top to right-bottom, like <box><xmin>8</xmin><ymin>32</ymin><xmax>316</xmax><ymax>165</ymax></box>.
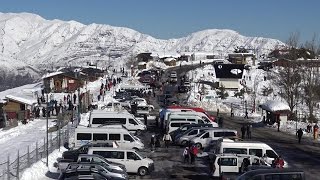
<box><xmin>297</xmin><ymin>128</ymin><xmax>303</xmax><ymax>144</ymax></box>
<box><xmin>163</xmin><ymin>132</ymin><xmax>172</xmax><ymax>148</ymax></box>
<box><xmin>150</xmin><ymin>134</ymin><xmax>156</xmax><ymax>152</ymax></box>
<box><xmin>183</xmin><ymin>147</ymin><xmax>190</xmax><ymax>163</ymax></box>
<box><xmin>241</xmin><ymin>125</ymin><xmax>246</xmax><ymax>139</ymax></box>
<box><xmin>314</xmin><ymin>124</ymin><xmax>319</xmax><ymax>140</ymax></box>
<box><xmin>247</xmin><ymin>124</ymin><xmax>252</xmax><ymax>139</ymax></box>
<box><xmin>190</xmin><ymin>144</ymin><xmax>198</xmax><ymax>164</ymax></box>
<box><xmin>244</xmin><ymin>110</ymin><xmax>249</xmax><ymax>119</ymax></box>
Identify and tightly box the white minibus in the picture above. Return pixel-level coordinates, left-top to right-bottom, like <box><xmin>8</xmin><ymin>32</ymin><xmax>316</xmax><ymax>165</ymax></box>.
<box><xmin>89</xmin><ymin>110</ymin><xmax>146</xmax><ymax>133</ymax></box>
<box><xmin>219</xmin><ymin>141</ymin><xmax>287</xmax><ymax>166</ymax></box>
<box><xmin>75</xmin><ymin>126</ymin><xmax>144</xmax><ymax>150</ymax></box>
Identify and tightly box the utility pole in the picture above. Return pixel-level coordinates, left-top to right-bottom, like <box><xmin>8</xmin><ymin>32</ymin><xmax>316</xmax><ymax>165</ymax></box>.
<box><xmin>46</xmin><ymin>93</ymin><xmax>49</xmax><ymax>167</ymax></box>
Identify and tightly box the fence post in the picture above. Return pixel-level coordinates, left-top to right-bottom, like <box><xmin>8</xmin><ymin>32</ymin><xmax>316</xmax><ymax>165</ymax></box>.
<box><xmin>27</xmin><ymin>146</ymin><xmax>30</xmax><ymax>167</ymax></box>
<box><xmin>7</xmin><ymin>155</ymin><xmax>10</xmax><ymax>180</ymax></box>
<box><xmin>50</xmin><ymin>132</ymin><xmax>53</xmax><ymax>152</ymax></box>
<box><xmin>16</xmin><ymin>150</ymin><xmax>19</xmax><ymax>180</ymax></box>
<box><xmin>36</xmin><ymin>142</ymin><xmax>38</xmax><ymax>161</ymax></box>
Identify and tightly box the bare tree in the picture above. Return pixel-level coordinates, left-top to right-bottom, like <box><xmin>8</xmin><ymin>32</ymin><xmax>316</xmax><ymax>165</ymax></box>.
<box><xmin>272</xmin><ymin>63</ymin><xmax>301</xmax><ymax>113</ymax></box>
<box><xmin>300</xmin><ymin>34</ymin><xmax>320</xmax><ymax>122</ymax></box>
<box><xmin>271</xmin><ymin>32</ymin><xmax>301</xmax><ymax>113</ymax></box>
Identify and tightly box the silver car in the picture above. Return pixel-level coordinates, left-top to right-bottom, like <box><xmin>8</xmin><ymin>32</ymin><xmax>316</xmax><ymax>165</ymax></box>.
<box><xmin>175</xmin><ymin>127</ymin><xmax>215</xmax><ymax>146</ymax></box>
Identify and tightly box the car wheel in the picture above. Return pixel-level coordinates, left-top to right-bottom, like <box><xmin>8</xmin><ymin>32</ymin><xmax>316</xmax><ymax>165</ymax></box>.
<box><xmin>136</xmin><ymin>130</ymin><xmax>142</xmax><ymax>136</ymax></box>
<box><xmin>138</xmin><ymin>167</ymin><xmax>148</xmax><ymax>176</ymax></box>
<box><xmin>181</xmin><ymin>140</ymin><xmax>188</xmax><ymax>146</ymax></box>
<box><xmin>196</xmin><ymin>143</ymin><xmax>202</xmax><ymax>149</ymax></box>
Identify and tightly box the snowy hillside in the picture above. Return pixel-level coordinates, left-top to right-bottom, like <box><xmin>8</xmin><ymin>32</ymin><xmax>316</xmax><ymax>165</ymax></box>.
<box><xmin>0</xmin><ymin>12</ymin><xmax>285</xmax><ymax>75</ymax></box>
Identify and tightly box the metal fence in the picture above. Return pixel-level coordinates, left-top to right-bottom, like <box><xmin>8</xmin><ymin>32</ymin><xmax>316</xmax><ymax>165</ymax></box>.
<box><xmin>0</xmin><ymin>125</ymin><xmax>72</xmax><ymax>180</ymax></box>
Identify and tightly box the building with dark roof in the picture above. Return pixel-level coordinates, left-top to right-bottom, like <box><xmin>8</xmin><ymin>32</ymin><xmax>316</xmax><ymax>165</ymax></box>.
<box><xmin>214</xmin><ymin>64</ymin><xmax>245</xmax><ymax>90</ymax></box>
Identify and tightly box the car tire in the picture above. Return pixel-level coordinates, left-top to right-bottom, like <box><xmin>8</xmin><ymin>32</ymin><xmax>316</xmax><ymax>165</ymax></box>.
<box><xmin>138</xmin><ymin>167</ymin><xmax>148</xmax><ymax>176</ymax></box>
<box><xmin>181</xmin><ymin>140</ymin><xmax>188</xmax><ymax>146</ymax></box>
<box><xmin>136</xmin><ymin>130</ymin><xmax>142</xmax><ymax>136</ymax></box>
<box><xmin>196</xmin><ymin>143</ymin><xmax>202</xmax><ymax>149</ymax></box>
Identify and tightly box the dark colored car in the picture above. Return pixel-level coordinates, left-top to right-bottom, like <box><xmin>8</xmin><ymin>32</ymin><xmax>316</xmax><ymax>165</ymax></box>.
<box><xmin>236</xmin><ymin>169</ymin><xmax>305</xmax><ymax>180</ymax></box>
<box><xmin>63</xmin><ymin>143</ymin><xmax>112</xmax><ymax>161</ymax></box>
<box><xmin>58</xmin><ymin>167</ymin><xmax>110</xmax><ymax>180</ymax></box>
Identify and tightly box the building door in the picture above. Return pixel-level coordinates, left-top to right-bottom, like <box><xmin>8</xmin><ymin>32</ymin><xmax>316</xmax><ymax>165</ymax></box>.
<box><xmin>55</xmin><ymin>80</ymin><xmax>62</xmax><ymax>92</ymax></box>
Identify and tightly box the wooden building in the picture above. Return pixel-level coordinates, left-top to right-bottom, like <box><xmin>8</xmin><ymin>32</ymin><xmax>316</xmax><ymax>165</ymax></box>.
<box><xmin>164</xmin><ymin>58</ymin><xmax>176</xmax><ymax>66</ymax></box>
<box><xmin>81</xmin><ymin>67</ymin><xmax>105</xmax><ymax>82</ymax></box>
<box><xmin>259</xmin><ymin>100</ymin><xmax>291</xmax><ymax>125</ymax></box>
<box><xmin>42</xmin><ymin>71</ymin><xmax>86</xmax><ymax>93</ymax></box>
<box><xmin>3</xmin><ymin>95</ymin><xmax>36</xmax><ymax>126</ymax></box>
<box><xmin>228</xmin><ymin>53</ymin><xmax>255</xmax><ymax>65</ymax></box>
<box><xmin>136</xmin><ymin>53</ymin><xmax>153</xmax><ymax>62</ymax></box>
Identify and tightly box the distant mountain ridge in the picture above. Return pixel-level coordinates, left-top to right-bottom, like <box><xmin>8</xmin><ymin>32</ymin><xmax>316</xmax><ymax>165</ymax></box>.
<box><xmin>0</xmin><ymin>12</ymin><xmax>285</xmax><ymax>76</ymax></box>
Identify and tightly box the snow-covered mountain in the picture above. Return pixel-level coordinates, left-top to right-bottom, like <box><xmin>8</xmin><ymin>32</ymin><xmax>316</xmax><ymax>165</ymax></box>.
<box><xmin>0</xmin><ymin>12</ymin><xmax>285</xmax><ymax>76</ymax></box>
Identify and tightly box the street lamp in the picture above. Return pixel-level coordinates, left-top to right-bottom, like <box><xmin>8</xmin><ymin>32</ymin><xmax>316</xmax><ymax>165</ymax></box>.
<box><xmin>45</xmin><ymin>91</ymin><xmax>49</xmax><ymax>167</ymax></box>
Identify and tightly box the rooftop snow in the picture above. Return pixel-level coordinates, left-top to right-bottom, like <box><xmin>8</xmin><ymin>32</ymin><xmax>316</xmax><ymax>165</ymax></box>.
<box><xmin>5</xmin><ymin>94</ymin><xmax>37</xmax><ymax>105</ymax></box>
<box><xmin>260</xmin><ymin>100</ymin><xmax>290</xmax><ymax>112</ymax></box>
<box><xmin>41</xmin><ymin>71</ymin><xmax>64</xmax><ymax>79</ymax></box>
<box><xmin>164</xmin><ymin>57</ymin><xmax>176</xmax><ymax>62</ymax></box>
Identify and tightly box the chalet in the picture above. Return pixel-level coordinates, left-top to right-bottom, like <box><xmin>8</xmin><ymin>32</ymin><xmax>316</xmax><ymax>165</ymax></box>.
<box><xmin>81</xmin><ymin>67</ymin><xmax>105</xmax><ymax>82</ymax></box>
<box><xmin>259</xmin><ymin>100</ymin><xmax>291</xmax><ymax>126</ymax></box>
<box><xmin>3</xmin><ymin>95</ymin><xmax>36</xmax><ymax>127</ymax></box>
<box><xmin>228</xmin><ymin>53</ymin><xmax>256</xmax><ymax>65</ymax></box>
<box><xmin>136</xmin><ymin>53</ymin><xmax>153</xmax><ymax>62</ymax></box>
<box><xmin>273</xmin><ymin>58</ymin><xmax>320</xmax><ymax>70</ymax></box>
<box><xmin>214</xmin><ymin>64</ymin><xmax>245</xmax><ymax>90</ymax></box>
<box><xmin>42</xmin><ymin>71</ymin><xmax>87</xmax><ymax>93</ymax></box>
<box><xmin>164</xmin><ymin>58</ymin><xmax>177</xmax><ymax>66</ymax></box>
<box><xmin>192</xmin><ymin>52</ymin><xmax>216</xmax><ymax>61</ymax></box>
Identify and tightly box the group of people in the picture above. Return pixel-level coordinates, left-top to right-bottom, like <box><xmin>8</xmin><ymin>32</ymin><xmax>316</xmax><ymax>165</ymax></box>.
<box><xmin>183</xmin><ymin>144</ymin><xmax>199</xmax><ymax>164</ymax></box>
<box><xmin>296</xmin><ymin>123</ymin><xmax>319</xmax><ymax>143</ymax></box>
<box><xmin>149</xmin><ymin>132</ymin><xmax>173</xmax><ymax>152</ymax></box>
<box><xmin>241</xmin><ymin>124</ymin><xmax>252</xmax><ymax>139</ymax></box>
<box><xmin>97</xmin><ymin>75</ymin><xmax>122</xmax><ymax>101</ymax></box>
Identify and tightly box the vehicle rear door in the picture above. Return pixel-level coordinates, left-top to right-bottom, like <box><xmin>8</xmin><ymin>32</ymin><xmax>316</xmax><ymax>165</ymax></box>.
<box><xmin>218</xmin><ymin>157</ymin><xmax>238</xmax><ymax>174</ymax></box>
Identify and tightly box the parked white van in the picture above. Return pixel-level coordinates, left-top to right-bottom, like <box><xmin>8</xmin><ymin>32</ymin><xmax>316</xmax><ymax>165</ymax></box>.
<box><xmin>190</xmin><ymin>129</ymin><xmax>238</xmax><ymax>149</ymax></box>
<box><xmin>167</xmin><ymin>113</ymin><xmax>218</xmax><ymax>128</ymax></box>
<box><xmin>219</xmin><ymin>141</ymin><xmax>287</xmax><ymax>166</ymax></box>
<box><xmin>175</xmin><ymin>127</ymin><xmax>216</xmax><ymax>146</ymax></box>
<box><xmin>89</xmin><ymin>110</ymin><xmax>146</xmax><ymax>133</ymax></box>
<box><xmin>74</xmin><ymin>126</ymin><xmax>144</xmax><ymax>150</ymax></box>
<box><xmin>87</xmin><ymin>147</ymin><xmax>154</xmax><ymax>176</ymax></box>
<box><xmin>210</xmin><ymin>154</ymin><xmax>267</xmax><ymax>177</ymax></box>
<box><xmin>167</xmin><ymin>121</ymin><xmax>196</xmax><ymax>133</ymax></box>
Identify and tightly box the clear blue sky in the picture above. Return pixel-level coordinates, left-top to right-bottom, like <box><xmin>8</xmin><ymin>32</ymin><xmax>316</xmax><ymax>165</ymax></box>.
<box><xmin>0</xmin><ymin>0</ymin><xmax>318</xmax><ymax>43</ymax></box>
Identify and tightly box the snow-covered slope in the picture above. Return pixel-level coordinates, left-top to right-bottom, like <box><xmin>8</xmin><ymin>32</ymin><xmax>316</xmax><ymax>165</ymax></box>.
<box><xmin>0</xmin><ymin>12</ymin><xmax>285</xmax><ymax>75</ymax></box>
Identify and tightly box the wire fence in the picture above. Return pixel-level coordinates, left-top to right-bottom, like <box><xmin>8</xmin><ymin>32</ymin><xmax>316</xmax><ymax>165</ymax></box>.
<box><xmin>0</xmin><ymin>112</ymin><xmax>77</xmax><ymax>180</ymax></box>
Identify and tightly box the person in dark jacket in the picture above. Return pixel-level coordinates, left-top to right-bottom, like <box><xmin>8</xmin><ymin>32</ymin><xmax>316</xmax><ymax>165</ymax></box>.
<box><xmin>297</xmin><ymin>128</ymin><xmax>303</xmax><ymax>144</ymax></box>
<box><xmin>241</xmin><ymin>125</ymin><xmax>246</xmax><ymax>139</ymax></box>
